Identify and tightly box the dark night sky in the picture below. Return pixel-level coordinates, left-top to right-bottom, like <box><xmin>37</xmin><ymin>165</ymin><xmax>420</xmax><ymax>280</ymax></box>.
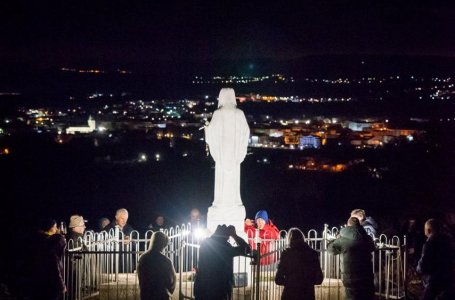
<box><xmin>2</xmin><ymin>1</ymin><xmax>455</xmax><ymax>68</ymax></box>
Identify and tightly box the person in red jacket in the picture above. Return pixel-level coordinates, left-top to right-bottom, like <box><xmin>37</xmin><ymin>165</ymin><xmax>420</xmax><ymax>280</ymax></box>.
<box><xmin>244</xmin><ymin>210</ymin><xmax>280</xmax><ymax>265</ymax></box>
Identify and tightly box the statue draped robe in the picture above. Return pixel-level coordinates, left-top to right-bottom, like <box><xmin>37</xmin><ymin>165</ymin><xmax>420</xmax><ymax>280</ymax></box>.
<box><xmin>205</xmin><ymin>106</ymin><xmax>250</xmax><ymax>207</ymax></box>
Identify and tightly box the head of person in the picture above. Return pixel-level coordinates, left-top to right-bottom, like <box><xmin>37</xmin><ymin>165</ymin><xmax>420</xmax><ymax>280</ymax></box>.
<box><xmin>218</xmin><ymin>88</ymin><xmax>237</xmax><ymax>108</ymax></box>
<box><xmin>212</xmin><ymin>224</ymin><xmax>230</xmax><ymax>240</ymax></box>
<box><xmin>148</xmin><ymin>231</ymin><xmax>169</xmax><ymax>253</ymax></box>
<box><xmin>190</xmin><ymin>208</ymin><xmax>201</xmax><ymax>222</ymax></box>
<box><xmin>350</xmin><ymin>209</ymin><xmax>366</xmax><ymax>223</ymax></box>
<box><xmin>424</xmin><ymin>218</ymin><xmax>442</xmax><ymax>238</ymax></box>
<box><xmin>115</xmin><ymin>208</ymin><xmax>129</xmax><ymax>228</ymax></box>
<box><xmin>347</xmin><ymin>216</ymin><xmax>361</xmax><ymax>227</ymax></box>
<box><xmin>69</xmin><ymin>215</ymin><xmax>87</xmax><ymax>234</ymax></box>
<box><xmin>98</xmin><ymin>217</ymin><xmax>110</xmax><ymax>230</ymax></box>
<box><xmin>406</xmin><ymin>217</ymin><xmax>417</xmax><ymax>231</ymax></box>
<box><xmin>255</xmin><ymin>210</ymin><xmax>269</xmax><ymax>229</ymax></box>
<box><xmin>155</xmin><ymin>215</ymin><xmax>165</xmax><ymax>226</ymax></box>
<box><xmin>39</xmin><ymin>218</ymin><xmax>58</xmax><ymax>235</ymax></box>
<box><xmin>288</xmin><ymin>228</ymin><xmax>305</xmax><ymax>248</ymax></box>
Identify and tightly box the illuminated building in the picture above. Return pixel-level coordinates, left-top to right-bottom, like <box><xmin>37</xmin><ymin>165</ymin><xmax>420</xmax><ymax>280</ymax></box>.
<box><xmin>66</xmin><ymin>116</ymin><xmax>96</xmax><ymax>134</ymax></box>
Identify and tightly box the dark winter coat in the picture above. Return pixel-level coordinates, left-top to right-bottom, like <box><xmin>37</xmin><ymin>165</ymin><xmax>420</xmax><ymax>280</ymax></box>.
<box><xmin>194</xmin><ymin>235</ymin><xmax>249</xmax><ymax>300</ymax></box>
<box><xmin>327</xmin><ymin>224</ymin><xmax>375</xmax><ymax>288</ymax></box>
<box><xmin>104</xmin><ymin>222</ymin><xmax>135</xmax><ymax>236</ymax></box>
<box><xmin>66</xmin><ymin>231</ymin><xmax>85</xmax><ymax>250</ymax></box>
<box><xmin>137</xmin><ymin>249</ymin><xmax>176</xmax><ymax>300</ymax></box>
<box><xmin>362</xmin><ymin>216</ymin><xmax>379</xmax><ymax>237</ymax></box>
<box><xmin>275</xmin><ymin>240</ymin><xmax>323</xmax><ymax>300</ymax></box>
<box><xmin>417</xmin><ymin>233</ymin><xmax>454</xmax><ymax>290</ymax></box>
<box><xmin>30</xmin><ymin>233</ymin><xmax>67</xmax><ymax>300</ymax></box>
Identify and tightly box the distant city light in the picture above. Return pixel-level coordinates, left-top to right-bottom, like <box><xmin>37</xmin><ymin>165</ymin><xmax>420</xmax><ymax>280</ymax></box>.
<box><xmin>138</xmin><ymin>153</ymin><xmax>147</xmax><ymax>162</ymax></box>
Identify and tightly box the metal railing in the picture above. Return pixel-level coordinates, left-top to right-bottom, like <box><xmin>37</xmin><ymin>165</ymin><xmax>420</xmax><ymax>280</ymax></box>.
<box><xmin>63</xmin><ymin>224</ymin><xmax>406</xmax><ymax>300</ymax></box>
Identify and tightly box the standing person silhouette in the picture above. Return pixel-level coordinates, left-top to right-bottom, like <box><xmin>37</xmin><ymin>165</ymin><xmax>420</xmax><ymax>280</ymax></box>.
<box><xmin>275</xmin><ymin>228</ymin><xmax>323</xmax><ymax>300</ymax></box>
<box><xmin>137</xmin><ymin>231</ymin><xmax>176</xmax><ymax>300</ymax></box>
<box><xmin>417</xmin><ymin>218</ymin><xmax>454</xmax><ymax>300</ymax></box>
<box><xmin>194</xmin><ymin>225</ymin><xmax>250</xmax><ymax>300</ymax></box>
<box><xmin>327</xmin><ymin>217</ymin><xmax>375</xmax><ymax>300</ymax></box>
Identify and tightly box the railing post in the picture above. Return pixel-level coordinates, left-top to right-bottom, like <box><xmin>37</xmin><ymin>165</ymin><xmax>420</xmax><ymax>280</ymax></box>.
<box><xmin>254</xmin><ymin>228</ymin><xmax>261</xmax><ymax>300</ymax></box>
<box><xmin>323</xmin><ymin>223</ymin><xmax>328</xmax><ymax>277</ymax></box>
<box><xmin>403</xmin><ymin>235</ymin><xmax>407</xmax><ymax>300</ymax></box>
<box><xmin>115</xmin><ymin>225</ymin><xmax>120</xmax><ymax>280</ymax></box>
<box><xmin>179</xmin><ymin>241</ymin><xmax>185</xmax><ymax>300</ymax></box>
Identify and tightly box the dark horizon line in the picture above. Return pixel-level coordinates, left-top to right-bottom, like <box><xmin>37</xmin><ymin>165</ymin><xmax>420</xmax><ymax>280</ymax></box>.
<box><xmin>3</xmin><ymin>53</ymin><xmax>455</xmax><ymax>69</ymax></box>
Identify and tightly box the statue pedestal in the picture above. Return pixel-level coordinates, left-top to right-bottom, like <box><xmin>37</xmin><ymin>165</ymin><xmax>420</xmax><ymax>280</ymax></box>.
<box><xmin>207</xmin><ymin>204</ymin><xmax>246</xmax><ymax>237</ymax></box>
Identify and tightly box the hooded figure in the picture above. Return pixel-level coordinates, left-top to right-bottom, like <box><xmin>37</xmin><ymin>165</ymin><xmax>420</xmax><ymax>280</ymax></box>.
<box><xmin>137</xmin><ymin>231</ymin><xmax>176</xmax><ymax>300</ymax></box>
<box><xmin>204</xmin><ymin>88</ymin><xmax>250</xmax><ymax>207</ymax></box>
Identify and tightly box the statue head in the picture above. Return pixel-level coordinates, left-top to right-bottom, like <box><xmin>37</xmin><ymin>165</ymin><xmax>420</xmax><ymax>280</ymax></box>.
<box><xmin>218</xmin><ymin>88</ymin><xmax>237</xmax><ymax>108</ymax></box>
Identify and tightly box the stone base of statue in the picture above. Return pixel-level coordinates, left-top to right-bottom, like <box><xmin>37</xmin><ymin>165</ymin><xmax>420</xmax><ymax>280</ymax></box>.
<box><xmin>207</xmin><ymin>204</ymin><xmax>246</xmax><ymax>237</ymax></box>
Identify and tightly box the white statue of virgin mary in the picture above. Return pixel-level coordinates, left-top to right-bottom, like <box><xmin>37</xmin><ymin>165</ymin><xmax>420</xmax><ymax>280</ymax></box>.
<box><xmin>205</xmin><ymin>88</ymin><xmax>250</xmax><ymax>207</ymax></box>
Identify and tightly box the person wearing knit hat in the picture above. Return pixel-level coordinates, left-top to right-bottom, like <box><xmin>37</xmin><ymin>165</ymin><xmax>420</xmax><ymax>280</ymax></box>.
<box><xmin>244</xmin><ymin>209</ymin><xmax>280</xmax><ymax>265</ymax></box>
<box><xmin>255</xmin><ymin>210</ymin><xmax>269</xmax><ymax>224</ymax></box>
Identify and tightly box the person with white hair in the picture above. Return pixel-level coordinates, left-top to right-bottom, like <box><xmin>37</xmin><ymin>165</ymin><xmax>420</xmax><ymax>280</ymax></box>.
<box><xmin>137</xmin><ymin>231</ymin><xmax>176</xmax><ymax>300</ymax></box>
<box><xmin>104</xmin><ymin>208</ymin><xmax>136</xmax><ymax>272</ymax></box>
<box><xmin>104</xmin><ymin>208</ymin><xmax>134</xmax><ymax>236</ymax></box>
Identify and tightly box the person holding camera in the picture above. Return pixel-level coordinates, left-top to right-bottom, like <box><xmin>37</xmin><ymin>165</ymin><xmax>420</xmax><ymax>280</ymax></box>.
<box><xmin>244</xmin><ymin>210</ymin><xmax>280</xmax><ymax>265</ymax></box>
<box><xmin>194</xmin><ymin>224</ymin><xmax>250</xmax><ymax>300</ymax></box>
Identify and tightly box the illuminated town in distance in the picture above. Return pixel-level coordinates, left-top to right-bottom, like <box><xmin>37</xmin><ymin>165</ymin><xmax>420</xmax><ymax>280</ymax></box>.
<box><xmin>2</xmin><ymin>1</ymin><xmax>455</xmax><ymax>236</ymax></box>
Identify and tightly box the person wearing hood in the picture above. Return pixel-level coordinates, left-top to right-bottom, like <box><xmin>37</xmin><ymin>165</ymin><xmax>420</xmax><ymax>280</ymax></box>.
<box><xmin>244</xmin><ymin>210</ymin><xmax>280</xmax><ymax>265</ymax></box>
<box><xmin>137</xmin><ymin>231</ymin><xmax>176</xmax><ymax>300</ymax></box>
<box><xmin>328</xmin><ymin>217</ymin><xmax>375</xmax><ymax>300</ymax></box>
<box><xmin>275</xmin><ymin>228</ymin><xmax>323</xmax><ymax>300</ymax></box>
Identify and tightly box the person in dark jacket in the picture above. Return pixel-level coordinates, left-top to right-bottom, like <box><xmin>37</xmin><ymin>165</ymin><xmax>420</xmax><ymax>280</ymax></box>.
<box><xmin>66</xmin><ymin>214</ymin><xmax>87</xmax><ymax>249</ymax></box>
<box><xmin>328</xmin><ymin>217</ymin><xmax>375</xmax><ymax>300</ymax></box>
<box><xmin>148</xmin><ymin>214</ymin><xmax>168</xmax><ymax>232</ymax></box>
<box><xmin>104</xmin><ymin>208</ymin><xmax>136</xmax><ymax>272</ymax></box>
<box><xmin>137</xmin><ymin>231</ymin><xmax>176</xmax><ymax>300</ymax></box>
<box><xmin>65</xmin><ymin>215</ymin><xmax>88</xmax><ymax>300</ymax></box>
<box><xmin>29</xmin><ymin>219</ymin><xmax>67</xmax><ymax>300</ymax></box>
<box><xmin>417</xmin><ymin>218</ymin><xmax>454</xmax><ymax>300</ymax></box>
<box><xmin>104</xmin><ymin>208</ymin><xmax>135</xmax><ymax>236</ymax></box>
<box><xmin>194</xmin><ymin>224</ymin><xmax>250</xmax><ymax>300</ymax></box>
<box><xmin>275</xmin><ymin>228</ymin><xmax>323</xmax><ymax>300</ymax></box>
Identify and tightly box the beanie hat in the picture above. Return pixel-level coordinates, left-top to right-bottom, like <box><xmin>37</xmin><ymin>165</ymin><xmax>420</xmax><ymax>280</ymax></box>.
<box><xmin>69</xmin><ymin>215</ymin><xmax>86</xmax><ymax>228</ymax></box>
<box><xmin>255</xmin><ymin>210</ymin><xmax>269</xmax><ymax>223</ymax></box>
